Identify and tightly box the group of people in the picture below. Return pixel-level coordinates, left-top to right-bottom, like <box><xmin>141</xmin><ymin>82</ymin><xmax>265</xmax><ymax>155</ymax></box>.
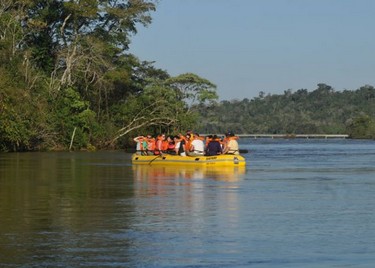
<box><xmin>133</xmin><ymin>131</ymin><xmax>239</xmax><ymax>156</ymax></box>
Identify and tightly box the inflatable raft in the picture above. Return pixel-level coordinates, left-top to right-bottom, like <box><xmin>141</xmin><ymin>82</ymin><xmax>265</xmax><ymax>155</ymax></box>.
<box><xmin>131</xmin><ymin>153</ymin><xmax>246</xmax><ymax>167</ymax></box>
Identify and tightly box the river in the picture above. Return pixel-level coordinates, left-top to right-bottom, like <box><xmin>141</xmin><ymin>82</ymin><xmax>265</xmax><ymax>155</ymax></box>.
<box><xmin>1</xmin><ymin>139</ymin><xmax>375</xmax><ymax>267</ymax></box>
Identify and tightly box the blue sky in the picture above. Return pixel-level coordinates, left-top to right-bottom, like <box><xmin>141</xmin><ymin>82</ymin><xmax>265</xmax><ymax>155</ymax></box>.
<box><xmin>129</xmin><ymin>0</ymin><xmax>375</xmax><ymax>100</ymax></box>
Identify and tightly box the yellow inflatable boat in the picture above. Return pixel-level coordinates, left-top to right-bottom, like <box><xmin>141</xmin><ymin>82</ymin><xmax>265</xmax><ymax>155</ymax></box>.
<box><xmin>131</xmin><ymin>153</ymin><xmax>246</xmax><ymax>167</ymax></box>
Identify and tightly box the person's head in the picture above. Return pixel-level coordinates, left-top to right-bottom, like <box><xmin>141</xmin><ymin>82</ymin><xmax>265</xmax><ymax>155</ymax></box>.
<box><xmin>186</xmin><ymin>133</ymin><xmax>191</xmax><ymax>140</ymax></box>
<box><xmin>161</xmin><ymin>133</ymin><xmax>166</xmax><ymax>140</ymax></box>
<box><xmin>225</xmin><ymin>131</ymin><xmax>235</xmax><ymax>137</ymax></box>
<box><xmin>146</xmin><ymin>134</ymin><xmax>152</xmax><ymax>139</ymax></box>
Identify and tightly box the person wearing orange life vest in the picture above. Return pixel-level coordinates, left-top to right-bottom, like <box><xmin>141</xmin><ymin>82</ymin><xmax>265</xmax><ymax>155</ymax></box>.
<box><xmin>162</xmin><ymin>136</ymin><xmax>169</xmax><ymax>152</ymax></box>
<box><xmin>154</xmin><ymin>134</ymin><xmax>169</xmax><ymax>155</ymax></box>
<box><xmin>166</xmin><ymin>135</ymin><xmax>176</xmax><ymax>154</ymax></box>
<box><xmin>222</xmin><ymin>131</ymin><xmax>239</xmax><ymax>155</ymax></box>
<box><xmin>184</xmin><ymin>130</ymin><xmax>197</xmax><ymax>152</ymax></box>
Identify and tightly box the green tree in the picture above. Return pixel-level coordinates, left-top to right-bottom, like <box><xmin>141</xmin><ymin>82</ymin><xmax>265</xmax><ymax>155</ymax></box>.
<box><xmin>49</xmin><ymin>87</ymin><xmax>99</xmax><ymax>150</ymax></box>
<box><xmin>165</xmin><ymin>73</ymin><xmax>218</xmax><ymax>108</ymax></box>
<box><xmin>346</xmin><ymin>114</ymin><xmax>375</xmax><ymax>139</ymax></box>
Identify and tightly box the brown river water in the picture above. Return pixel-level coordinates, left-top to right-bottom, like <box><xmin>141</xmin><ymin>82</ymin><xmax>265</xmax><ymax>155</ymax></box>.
<box><xmin>1</xmin><ymin>139</ymin><xmax>375</xmax><ymax>267</ymax></box>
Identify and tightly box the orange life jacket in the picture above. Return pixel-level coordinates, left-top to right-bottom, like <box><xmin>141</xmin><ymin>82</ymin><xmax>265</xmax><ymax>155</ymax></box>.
<box><xmin>147</xmin><ymin>138</ymin><xmax>155</xmax><ymax>151</ymax></box>
<box><xmin>161</xmin><ymin>140</ymin><xmax>169</xmax><ymax>151</ymax></box>
<box><xmin>182</xmin><ymin>135</ymin><xmax>193</xmax><ymax>151</ymax></box>
<box><xmin>223</xmin><ymin>136</ymin><xmax>239</xmax><ymax>145</ymax></box>
<box><xmin>154</xmin><ymin>135</ymin><xmax>169</xmax><ymax>154</ymax></box>
<box><xmin>154</xmin><ymin>135</ymin><xmax>163</xmax><ymax>154</ymax></box>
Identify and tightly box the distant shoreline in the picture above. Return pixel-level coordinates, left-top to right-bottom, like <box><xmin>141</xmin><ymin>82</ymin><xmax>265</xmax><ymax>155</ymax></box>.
<box><xmin>201</xmin><ymin>134</ymin><xmax>350</xmax><ymax>139</ymax></box>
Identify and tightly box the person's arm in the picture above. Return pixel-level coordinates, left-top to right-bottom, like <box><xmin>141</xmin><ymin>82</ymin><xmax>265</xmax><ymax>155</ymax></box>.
<box><xmin>222</xmin><ymin>143</ymin><xmax>228</xmax><ymax>154</ymax></box>
<box><xmin>156</xmin><ymin>140</ymin><xmax>162</xmax><ymax>152</ymax></box>
<box><xmin>217</xmin><ymin>142</ymin><xmax>223</xmax><ymax>154</ymax></box>
<box><xmin>175</xmin><ymin>142</ymin><xmax>180</xmax><ymax>154</ymax></box>
<box><xmin>189</xmin><ymin>143</ymin><xmax>195</xmax><ymax>152</ymax></box>
<box><xmin>181</xmin><ymin>141</ymin><xmax>186</xmax><ymax>154</ymax></box>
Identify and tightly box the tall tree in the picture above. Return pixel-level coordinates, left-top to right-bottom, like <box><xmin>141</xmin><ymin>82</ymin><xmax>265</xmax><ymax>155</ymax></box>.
<box><xmin>165</xmin><ymin>73</ymin><xmax>218</xmax><ymax>109</ymax></box>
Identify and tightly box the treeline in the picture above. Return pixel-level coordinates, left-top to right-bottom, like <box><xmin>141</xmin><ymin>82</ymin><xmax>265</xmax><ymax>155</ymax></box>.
<box><xmin>193</xmin><ymin>83</ymin><xmax>375</xmax><ymax>139</ymax></box>
<box><xmin>0</xmin><ymin>1</ymin><xmax>218</xmax><ymax>152</ymax></box>
<box><xmin>1</xmin><ymin>2</ymin><xmax>374</xmax><ymax>153</ymax></box>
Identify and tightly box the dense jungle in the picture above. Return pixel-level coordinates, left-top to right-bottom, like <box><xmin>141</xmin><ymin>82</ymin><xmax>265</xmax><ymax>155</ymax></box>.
<box><xmin>1</xmin><ymin>1</ymin><xmax>374</xmax><ymax>152</ymax></box>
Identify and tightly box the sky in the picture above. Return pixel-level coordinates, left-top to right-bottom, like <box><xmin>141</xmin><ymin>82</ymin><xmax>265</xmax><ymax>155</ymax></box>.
<box><xmin>129</xmin><ymin>0</ymin><xmax>375</xmax><ymax>100</ymax></box>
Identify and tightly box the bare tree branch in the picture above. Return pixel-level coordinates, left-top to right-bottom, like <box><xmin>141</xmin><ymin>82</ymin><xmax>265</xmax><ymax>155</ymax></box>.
<box><xmin>109</xmin><ymin>99</ymin><xmax>177</xmax><ymax>145</ymax></box>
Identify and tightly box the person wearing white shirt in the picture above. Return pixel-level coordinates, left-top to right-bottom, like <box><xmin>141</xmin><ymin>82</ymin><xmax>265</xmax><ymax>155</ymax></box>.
<box><xmin>188</xmin><ymin>134</ymin><xmax>205</xmax><ymax>156</ymax></box>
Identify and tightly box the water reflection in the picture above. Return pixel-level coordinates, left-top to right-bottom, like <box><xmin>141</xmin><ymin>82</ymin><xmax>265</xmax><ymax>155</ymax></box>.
<box><xmin>132</xmin><ymin>165</ymin><xmax>246</xmax><ymax>182</ymax></box>
<box><xmin>130</xmin><ymin>165</ymin><xmax>245</xmax><ymax>266</ymax></box>
<box><xmin>132</xmin><ymin>165</ymin><xmax>246</xmax><ymax>198</ymax></box>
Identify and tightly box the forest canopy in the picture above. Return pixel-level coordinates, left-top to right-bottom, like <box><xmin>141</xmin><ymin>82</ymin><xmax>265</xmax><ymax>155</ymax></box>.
<box><xmin>193</xmin><ymin>84</ymin><xmax>375</xmax><ymax>139</ymax></box>
<box><xmin>0</xmin><ymin>1</ymin><xmax>374</xmax><ymax>152</ymax></box>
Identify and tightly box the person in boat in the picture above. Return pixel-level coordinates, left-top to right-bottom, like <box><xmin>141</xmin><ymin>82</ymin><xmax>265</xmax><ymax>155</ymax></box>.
<box><xmin>133</xmin><ymin>135</ymin><xmax>147</xmax><ymax>155</ymax></box>
<box><xmin>222</xmin><ymin>131</ymin><xmax>239</xmax><ymax>155</ymax></box>
<box><xmin>205</xmin><ymin>135</ymin><xmax>222</xmax><ymax>156</ymax></box>
<box><xmin>155</xmin><ymin>134</ymin><xmax>168</xmax><ymax>155</ymax></box>
<box><xmin>173</xmin><ymin>136</ymin><xmax>180</xmax><ymax>155</ymax></box>
<box><xmin>166</xmin><ymin>135</ymin><xmax>176</xmax><ymax>154</ymax></box>
<box><xmin>187</xmin><ymin>133</ymin><xmax>205</xmax><ymax>156</ymax></box>
<box><xmin>146</xmin><ymin>135</ymin><xmax>155</xmax><ymax>155</ymax></box>
<box><xmin>174</xmin><ymin>135</ymin><xmax>187</xmax><ymax>156</ymax></box>
<box><xmin>183</xmin><ymin>131</ymin><xmax>193</xmax><ymax>152</ymax></box>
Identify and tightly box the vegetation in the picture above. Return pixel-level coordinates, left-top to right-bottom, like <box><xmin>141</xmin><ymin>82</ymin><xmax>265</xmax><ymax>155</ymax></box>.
<box><xmin>0</xmin><ymin>2</ymin><xmax>374</xmax><ymax>152</ymax></box>
<box><xmin>0</xmin><ymin>0</ymin><xmax>217</xmax><ymax>152</ymax></box>
<box><xmin>193</xmin><ymin>83</ymin><xmax>375</xmax><ymax>139</ymax></box>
